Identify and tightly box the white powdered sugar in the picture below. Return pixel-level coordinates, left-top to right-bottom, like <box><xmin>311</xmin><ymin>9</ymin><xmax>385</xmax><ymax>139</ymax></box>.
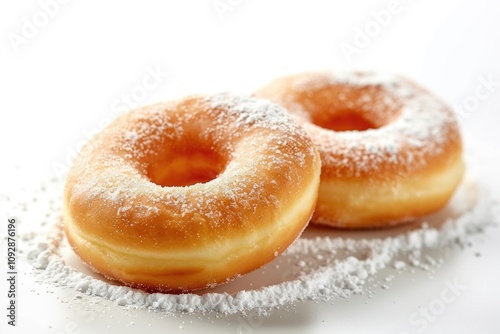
<box><xmin>17</xmin><ymin>173</ymin><xmax>498</xmax><ymax>316</ymax></box>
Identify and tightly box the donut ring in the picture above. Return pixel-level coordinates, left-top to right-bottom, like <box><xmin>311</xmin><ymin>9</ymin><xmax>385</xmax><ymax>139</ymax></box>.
<box><xmin>63</xmin><ymin>93</ymin><xmax>321</xmax><ymax>292</ymax></box>
<box><xmin>257</xmin><ymin>72</ymin><xmax>464</xmax><ymax>228</ymax></box>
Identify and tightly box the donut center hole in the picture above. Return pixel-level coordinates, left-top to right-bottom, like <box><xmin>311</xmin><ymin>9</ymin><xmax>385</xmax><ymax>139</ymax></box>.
<box><xmin>148</xmin><ymin>149</ymin><xmax>226</xmax><ymax>187</ymax></box>
<box><xmin>312</xmin><ymin>113</ymin><xmax>377</xmax><ymax>131</ymax></box>
<box><xmin>305</xmin><ymin>85</ymin><xmax>401</xmax><ymax>132</ymax></box>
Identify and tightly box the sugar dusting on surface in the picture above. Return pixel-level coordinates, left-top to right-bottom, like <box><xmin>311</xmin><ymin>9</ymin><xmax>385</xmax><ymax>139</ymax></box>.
<box><xmin>4</xmin><ymin>90</ymin><xmax>496</xmax><ymax>316</ymax></box>
<box><xmin>13</xmin><ymin>172</ymin><xmax>498</xmax><ymax>316</ymax></box>
<box><xmin>4</xmin><ymin>88</ymin><xmax>497</xmax><ymax>317</ymax></box>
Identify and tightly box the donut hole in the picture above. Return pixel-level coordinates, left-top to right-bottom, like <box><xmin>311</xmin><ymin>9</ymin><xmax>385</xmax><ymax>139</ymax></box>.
<box><xmin>147</xmin><ymin>149</ymin><xmax>227</xmax><ymax>187</ymax></box>
<box><xmin>304</xmin><ymin>85</ymin><xmax>402</xmax><ymax>132</ymax></box>
<box><xmin>312</xmin><ymin>112</ymin><xmax>377</xmax><ymax>131</ymax></box>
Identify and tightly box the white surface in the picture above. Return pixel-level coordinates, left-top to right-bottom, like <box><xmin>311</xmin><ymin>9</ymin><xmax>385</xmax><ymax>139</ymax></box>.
<box><xmin>1</xmin><ymin>0</ymin><xmax>500</xmax><ymax>333</ymax></box>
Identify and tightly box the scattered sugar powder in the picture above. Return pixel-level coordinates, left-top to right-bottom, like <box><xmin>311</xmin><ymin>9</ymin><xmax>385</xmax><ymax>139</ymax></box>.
<box><xmin>11</xmin><ymin>172</ymin><xmax>496</xmax><ymax>316</ymax></box>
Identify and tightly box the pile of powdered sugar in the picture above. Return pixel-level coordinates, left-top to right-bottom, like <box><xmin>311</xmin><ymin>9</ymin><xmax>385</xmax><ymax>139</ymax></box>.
<box><xmin>16</xmin><ymin>173</ymin><xmax>497</xmax><ymax>316</ymax></box>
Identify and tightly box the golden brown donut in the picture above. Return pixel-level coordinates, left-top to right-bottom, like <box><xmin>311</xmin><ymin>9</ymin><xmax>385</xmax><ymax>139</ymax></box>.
<box><xmin>257</xmin><ymin>72</ymin><xmax>464</xmax><ymax>228</ymax></box>
<box><xmin>63</xmin><ymin>93</ymin><xmax>321</xmax><ymax>292</ymax></box>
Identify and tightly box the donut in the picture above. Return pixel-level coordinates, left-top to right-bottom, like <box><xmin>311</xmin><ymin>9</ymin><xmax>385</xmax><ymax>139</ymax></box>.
<box><xmin>257</xmin><ymin>72</ymin><xmax>464</xmax><ymax>228</ymax></box>
<box><xmin>63</xmin><ymin>93</ymin><xmax>321</xmax><ymax>292</ymax></box>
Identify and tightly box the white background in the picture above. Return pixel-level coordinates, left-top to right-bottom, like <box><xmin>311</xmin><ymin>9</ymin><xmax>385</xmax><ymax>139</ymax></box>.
<box><xmin>1</xmin><ymin>0</ymin><xmax>500</xmax><ymax>333</ymax></box>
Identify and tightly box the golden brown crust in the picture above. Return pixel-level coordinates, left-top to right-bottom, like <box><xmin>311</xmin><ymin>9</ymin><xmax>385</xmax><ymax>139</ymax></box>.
<box><xmin>257</xmin><ymin>72</ymin><xmax>464</xmax><ymax>228</ymax></box>
<box><xmin>63</xmin><ymin>93</ymin><xmax>321</xmax><ymax>291</ymax></box>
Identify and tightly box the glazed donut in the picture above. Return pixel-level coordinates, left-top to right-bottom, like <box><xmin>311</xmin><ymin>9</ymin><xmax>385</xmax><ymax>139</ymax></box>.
<box><xmin>63</xmin><ymin>93</ymin><xmax>321</xmax><ymax>292</ymax></box>
<box><xmin>257</xmin><ymin>72</ymin><xmax>464</xmax><ymax>228</ymax></box>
